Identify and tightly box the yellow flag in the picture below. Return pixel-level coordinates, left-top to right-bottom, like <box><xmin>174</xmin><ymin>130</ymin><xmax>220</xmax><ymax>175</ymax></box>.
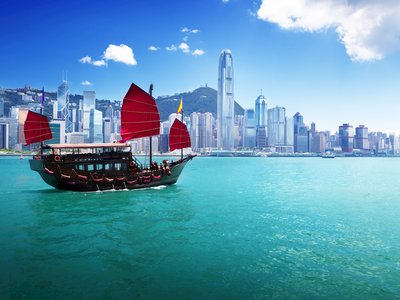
<box><xmin>177</xmin><ymin>97</ymin><xmax>183</xmax><ymax>114</ymax></box>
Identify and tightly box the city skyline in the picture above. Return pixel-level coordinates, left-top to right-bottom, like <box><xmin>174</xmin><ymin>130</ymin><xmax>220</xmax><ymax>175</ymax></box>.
<box><xmin>1</xmin><ymin>0</ymin><xmax>400</xmax><ymax>133</ymax></box>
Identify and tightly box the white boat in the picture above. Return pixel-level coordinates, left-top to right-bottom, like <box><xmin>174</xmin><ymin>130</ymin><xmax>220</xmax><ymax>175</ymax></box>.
<box><xmin>322</xmin><ymin>151</ymin><xmax>335</xmax><ymax>158</ymax></box>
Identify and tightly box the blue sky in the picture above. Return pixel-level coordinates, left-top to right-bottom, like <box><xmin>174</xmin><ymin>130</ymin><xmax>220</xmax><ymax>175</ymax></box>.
<box><xmin>1</xmin><ymin>0</ymin><xmax>400</xmax><ymax>132</ymax></box>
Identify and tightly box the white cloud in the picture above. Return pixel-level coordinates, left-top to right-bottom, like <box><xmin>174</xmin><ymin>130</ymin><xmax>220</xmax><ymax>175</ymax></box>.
<box><xmin>192</xmin><ymin>49</ymin><xmax>205</xmax><ymax>56</ymax></box>
<box><xmin>81</xmin><ymin>80</ymin><xmax>93</xmax><ymax>86</ymax></box>
<box><xmin>222</xmin><ymin>0</ymin><xmax>229</xmax><ymax>3</ymax></box>
<box><xmin>166</xmin><ymin>44</ymin><xmax>178</xmax><ymax>51</ymax></box>
<box><xmin>79</xmin><ymin>55</ymin><xmax>107</xmax><ymax>67</ymax></box>
<box><xmin>257</xmin><ymin>0</ymin><xmax>400</xmax><ymax>62</ymax></box>
<box><xmin>148</xmin><ymin>45</ymin><xmax>160</xmax><ymax>51</ymax></box>
<box><xmin>103</xmin><ymin>44</ymin><xmax>137</xmax><ymax>65</ymax></box>
<box><xmin>92</xmin><ymin>59</ymin><xmax>106</xmax><ymax>66</ymax></box>
<box><xmin>79</xmin><ymin>56</ymin><xmax>92</xmax><ymax>64</ymax></box>
<box><xmin>181</xmin><ymin>27</ymin><xmax>200</xmax><ymax>34</ymax></box>
<box><xmin>179</xmin><ymin>42</ymin><xmax>190</xmax><ymax>54</ymax></box>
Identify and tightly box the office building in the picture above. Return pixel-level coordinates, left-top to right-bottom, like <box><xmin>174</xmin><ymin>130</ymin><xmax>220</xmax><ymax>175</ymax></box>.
<box><xmin>267</xmin><ymin>106</ymin><xmax>285</xmax><ymax>146</ymax></box>
<box><xmin>243</xmin><ymin>109</ymin><xmax>256</xmax><ymax>148</ymax></box>
<box><xmin>355</xmin><ymin>125</ymin><xmax>369</xmax><ymax>150</ymax></box>
<box><xmin>217</xmin><ymin>49</ymin><xmax>234</xmax><ymax>149</ymax></box>
<box><xmin>339</xmin><ymin>123</ymin><xmax>354</xmax><ymax>152</ymax></box>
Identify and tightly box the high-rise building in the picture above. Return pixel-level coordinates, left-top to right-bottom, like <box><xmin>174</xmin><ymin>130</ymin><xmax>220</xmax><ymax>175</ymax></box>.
<box><xmin>339</xmin><ymin>123</ymin><xmax>354</xmax><ymax>152</ymax></box>
<box><xmin>203</xmin><ymin>112</ymin><xmax>214</xmax><ymax>149</ymax></box>
<box><xmin>243</xmin><ymin>109</ymin><xmax>256</xmax><ymax>148</ymax></box>
<box><xmin>293</xmin><ymin>112</ymin><xmax>309</xmax><ymax>152</ymax></box>
<box><xmin>267</xmin><ymin>106</ymin><xmax>286</xmax><ymax>146</ymax></box>
<box><xmin>0</xmin><ymin>98</ymin><xmax>4</xmax><ymax>117</ymax></box>
<box><xmin>285</xmin><ymin>117</ymin><xmax>294</xmax><ymax>147</ymax></box>
<box><xmin>48</xmin><ymin>119</ymin><xmax>66</xmax><ymax>144</ymax></box>
<box><xmin>57</xmin><ymin>80</ymin><xmax>70</xmax><ymax>130</ymax></box>
<box><xmin>190</xmin><ymin>112</ymin><xmax>201</xmax><ymax>152</ymax></box>
<box><xmin>217</xmin><ymin>49</ymin><xmax>234</xmax><ymax>149</ymax></box>
<box><xmin>255</xmin><ymin>94</ymin><xmax>267</xmax><ymax>148</ymax></box>
<box><xmin>355</xmin><ymin>125</ymin><xmax>369</xmax><ymax>150</ymax></box>
<box><xmin>0</xmin><ymin>123</ymin><xmax>9</xmax><ymax>149</ymax></box>
<box><xmin>103</xmin><ymin>117</ymin><xmax>112</xmax><ymax>143</ymax></box>
<box><xmin>312</xmin><ymin>133</ymin><xmax>326</xmax><ymax>153</ymax></box>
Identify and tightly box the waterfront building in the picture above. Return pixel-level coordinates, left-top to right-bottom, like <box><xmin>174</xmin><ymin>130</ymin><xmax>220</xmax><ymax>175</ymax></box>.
<box><xmin>243</xmin><ymin>109</ymin><xmax>256</xmax><ymax>148</ymax></box>
<box><xmin>190</xmin><ymin>112</ymin><xmax>201</xmax><ymax>152</ymax></box>
<box><xmin>217</xmin><ymin>49</ymin><xmax>234</xmax><ymax>149</ymax></box>
<box><xmin>51</xmin><ymin>100</ymin><xmax>58</xmax><ymax>119</ymax></box>
<box><xmin>105</xmin><ymin>105</ymin><xmax>114</xmax><ymax>133</ymax></box>
<box><xmin>339</xmin><ymin>123</ymin><xmax>354</xmax><ymax>152</ymax></box>
<box><xmin>203</xmin><ymin>112</ymin><xmax>214</xmax><ymax>149</ymax></box>
<box><xmin>285</xmin><ymin>117</ymin><xmax>294</xmax><ymax>147</ymax></box>
<box><xmin>355</xmin><ymin>125</ymin><xmax>369</xmax><ymax>150</ymax></box>
<box><xmin>57</xmin><ymin>80</ymin><xmax>70</xmax><ymax>131</ymax></box>
<box><xmin>92</xmin><ymin>109</ymin><xmax>103</xmax><ymax>143</ymax></box>
<box><xmin>267</xmin><ymin>106</ymin><xmax>285</xmax><ymax>146</ymax></box>
<box><xmin>0</xmin><ymin>98</ymin><xmax>4</xmax><ymax>117</ymax></box>
<box><xmin>48</xmin><ymin>119</ymin><xmax>66</xmax><ymax>144</ymax></box>
<box><xmin>66</xmin><ymin>132</ymin><xmax>85</xmax><ymax>144</ymax></box>
<box><xmin>312</xmin><ymin>133</ymin><xmax>326</xmax><ymax>153</ymax></box>
<box><xmin>0</xmin><ymin>123</ymin><xmax>9</xmax><ymax>149</ymax></box>
<box><xmin>103</xmin><ymin>117</ymin><xmax>112</xmax><ymax>143</ymax></box>
<box><xmin>293</xmin><ymin>112</ymin><xmax>309</xmax><ymax>152</ymax></box>
<box><xmin>0</xmin><ymin>117</ymin><xmax>17</xmax><ymax>149</ymax></box>
<box><xmin>389</xmin><ymin>134</ymin><xmax>400</xmax><ymax>154</ymax></box>
<box><xmin>255</xmin><ymin>94</ymin><xmax>267</xmax><ymax>148</ymax></box>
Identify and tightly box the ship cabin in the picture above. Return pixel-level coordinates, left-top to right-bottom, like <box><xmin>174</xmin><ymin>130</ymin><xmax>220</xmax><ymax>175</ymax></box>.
<box><xmin>40</xmin><ymin>143</ymin><xmax>143</xmax><ymax>176</ymax></box>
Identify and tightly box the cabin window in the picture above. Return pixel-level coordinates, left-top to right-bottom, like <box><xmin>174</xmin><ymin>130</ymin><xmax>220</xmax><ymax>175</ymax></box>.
<box><xmin>96</xmin><ymin>164</ymin><xmax>103</xmax><ymax>171</ymax></box>
<box><xmin>87</xmin><ymin>165</ymin><xmax>94</xmax><ymax>171</ymax></box>
<box><xmin>77</xmin><ymin>164</ymin><xmax>84</xmax><ymax>171</ymax></box>
<box><xmin>105</xmin><ymin>163</ymin><xmax>111</xmax><ymax>171</ymax></box>
<box><xmin>115</xmin><ymin>163</ymin><xmax>121</xmax><ymax>171</ymax></box>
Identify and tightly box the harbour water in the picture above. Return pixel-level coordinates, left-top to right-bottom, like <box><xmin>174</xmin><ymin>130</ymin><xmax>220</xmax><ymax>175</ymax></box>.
<box><xmin>0</xmin><ymin>156</ymin><xmax>399</xmax><ymax>299</ymax></box>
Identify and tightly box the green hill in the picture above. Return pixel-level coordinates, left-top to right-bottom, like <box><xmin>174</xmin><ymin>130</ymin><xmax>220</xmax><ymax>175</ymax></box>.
<box><xmin>155</xmin><ymin>86</ymin><xmax>244</xmax><ymax>121</ymax></box>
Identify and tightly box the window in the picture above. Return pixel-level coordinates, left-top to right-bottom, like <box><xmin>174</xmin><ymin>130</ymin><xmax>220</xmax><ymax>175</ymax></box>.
<box><xmin>87</xmin><ymin>165</ymin><xmax>94</xmax><ymax>171</ymax></box>
<box><xmin>114</xmin><ymin>163</ymin><xmax>121</xmax><ymax>171</ymax></box>
<box><xmin>96</xmin><ymin>164</ymin><xmax>103</xmax><ymax>171</ymax></box>
<box><xmin>105</xmin><ymin>164</ymin><xmax>111</xmax><ymax>171</ymax></box>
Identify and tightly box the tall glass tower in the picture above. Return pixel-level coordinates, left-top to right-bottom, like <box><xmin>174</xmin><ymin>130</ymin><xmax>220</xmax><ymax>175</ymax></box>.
<box><xmin>57</xmin><ymin>80</ymin><xmax>71</xmax><ymax>134</ymax></box>
<box><xmin>217</xmin><ymin>49</ymin><xmax>234</xmax><ymax>149</ymax></box>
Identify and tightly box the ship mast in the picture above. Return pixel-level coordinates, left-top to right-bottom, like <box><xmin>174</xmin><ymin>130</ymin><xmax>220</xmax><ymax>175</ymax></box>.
<box><xmin>40</xmin><ymin>87</ymin><xmax>44</xmax><ymax>156</ymax></box>
<box><xmin>149</xmin><ymin>84</ymin><xmax>153</xmax><ymax>165</ymax></box>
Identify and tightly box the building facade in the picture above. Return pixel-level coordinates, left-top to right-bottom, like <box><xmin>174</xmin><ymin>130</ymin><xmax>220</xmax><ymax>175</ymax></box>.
<box><xmin>339</xmin><ymin>123</ymin><xmax>354</xmax><ymax>152</ymax></box>
<box><xmin>217</xmin><ymin>49</ymin><xmax>234</xmax><ymax>149</ymax></box>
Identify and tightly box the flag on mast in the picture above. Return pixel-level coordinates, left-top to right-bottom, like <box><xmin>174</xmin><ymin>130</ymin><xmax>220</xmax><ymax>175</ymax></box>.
<box><xmin>177</xmin><ymin>97</ymin><xmax>183</xmax><ymax>114</ymax></box>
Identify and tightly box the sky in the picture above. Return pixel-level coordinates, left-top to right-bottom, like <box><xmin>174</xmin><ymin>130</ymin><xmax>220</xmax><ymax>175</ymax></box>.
<box><xmin>1</xmin><ymin>0</ymin><xmax>400</xmax><ymax>133</ymax></box>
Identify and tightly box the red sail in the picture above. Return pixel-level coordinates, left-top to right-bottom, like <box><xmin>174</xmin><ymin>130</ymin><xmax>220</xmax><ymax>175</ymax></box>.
<box><xmin>120</xmin><ymin>83</ymin><xmax>160</xmax><ymax>142</ymax></box>
<box><xmin>24</xmin><ymin>111</ymin><xmax>52</xmax><ymax>145</ymax></box>
<box><xmin>169</xmin><ymin>119</ymin><xmax>191</xmax><ymax>151</ymax></box>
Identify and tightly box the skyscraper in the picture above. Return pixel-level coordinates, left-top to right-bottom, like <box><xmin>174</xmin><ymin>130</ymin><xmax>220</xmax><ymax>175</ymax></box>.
<box><xmin>243</xmin><ymin>109</ymin><xmax>256</xmax><ymax>148</ymax></box>
<box><xmin>217</xmin><ymin>49</ymin><xmax>234</xmax><ymax>149</ymax></box>
<box><xmin>293</xmin><ymin>112</ymin><xmax>309</xmax><ymax>152</ymax></box>
<box><xmin>255</xmin><ymin>94</ymin><xmax>267</xmax><ymax>148</ymax></box>
<box><xmin>267</xmin><ymin>106</ymin><xmax>286</xmax><ymax>146</ymax></box>
<box><xmin>355</xmin><ymin>125</ymin><xmax>369</xmax><ymax>150</ymax></box>
<box><xmin>0</xmin><ymin>98</ymin><xmax>4</xmax><ymax>117</ymax></box>
<box><xmin>339</xmin><ymin>123</ymin><xmax>354</xmax><ymax>152</ymax></box>
<box><xmin>57</xmin><ymin>80</ymin><xmax>70</xmax><ymax>131</ymax></box>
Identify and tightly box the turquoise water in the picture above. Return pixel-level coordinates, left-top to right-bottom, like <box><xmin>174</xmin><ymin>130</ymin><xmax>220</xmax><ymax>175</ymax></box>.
<box><xmin>1</xmin><ymin>156</ymin><xmax>400</xmax><ymax>299</ymax></box>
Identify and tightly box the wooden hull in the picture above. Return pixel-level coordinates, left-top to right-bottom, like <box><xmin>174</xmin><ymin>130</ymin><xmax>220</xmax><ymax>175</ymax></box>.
<box><xmin>29</xmin><ymin>156</ymin><xmax>194</xmax><ymax>192</ymax></box>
